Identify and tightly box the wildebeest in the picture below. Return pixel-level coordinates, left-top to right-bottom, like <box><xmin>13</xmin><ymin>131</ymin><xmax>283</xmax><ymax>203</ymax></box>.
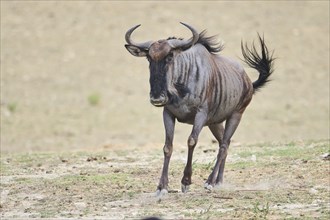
<box><xmin>124</xmin><ymin>23</ymin><xmax>274</xmax><ymax>195</ymax></box>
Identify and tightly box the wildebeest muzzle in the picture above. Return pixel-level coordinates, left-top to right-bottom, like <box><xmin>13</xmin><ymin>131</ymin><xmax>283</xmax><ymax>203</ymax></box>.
<box><xmin>150</xmin><ymin>93</ymin><xmax>168</xmax><ymax>107</ymax></box>
<box><xmin>149</xmin><ymin>58</ymin><xmax>169</xmax><ymax>107</ymax></box>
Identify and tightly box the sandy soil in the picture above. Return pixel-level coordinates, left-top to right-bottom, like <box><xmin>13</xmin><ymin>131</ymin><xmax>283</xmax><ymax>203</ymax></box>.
<box><xmin>1</xmin><ymin>140</ymin><xmax>329</xmax><ymax>219</ymax></box>
<box><xmin>1</xmin><ymin>1</ymin><xmax>329</xmax><ymax>153</ymax></box>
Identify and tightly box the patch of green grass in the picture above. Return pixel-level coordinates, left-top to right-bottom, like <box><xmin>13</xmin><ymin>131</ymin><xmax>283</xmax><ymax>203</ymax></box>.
<box><xmin>236</xmin><ymin>140</ymin><xmax>329</xmax><ymax>161</ymax></box>
<box><xmin>39</xmin><ymin>210</ymin><xmax>59</xmax><ymax>218</ymax></box>
<box><xmin>183</xmin><ymin>197</ymin><xmax>211</xmax><ymax>209</ymax></box>
<box><xmin>9</xmin><ymin>152</ymin><xmax>55</xmax><ymax>165</ymax></box>
<box><xmin>227</xmin><ymin>160</ymin><xmax>256</xmax><ymax>169</ymax></box>
<box><xmin>14</xmin><ymin>177</ymin><xmax>37</xmax><ymax>184</ymax></box>
<box><xmin>7</xmin><ymin>102</ymin><xmax>17</xmax><ymax>113</ymax></box>
<box><xmin>43</xmin><ymin>172</ymin><xmax>139</xmax><ymax>200</ymax></box>
<box><xmin>87</xmin><ymin>93</ymin><xmax>101</xmax><ymax>106</ymax></box>
<box><xmin>0</xmin><ymin>161</ymin><xmax>10</xmax><ymax>175</ymax></box>
<box><xmin>0</xmin><ymin>153</ymin><xmax>58</xmax><ymax>175</ymax></box>
<box><xmin>253</xmin><ymin>201</ymin><xmax>270</xmax><ymax>219</ymax></box>
<box><xmin>109</xmin><ymin>172</ymin><xmax>131</xmax><ymax>184</ymax></box>
<box><xmin>193</xmin><ymin>159</ymin><xmax>215</xmax><ymax>172</ymax></box>
<box><xmin>56</xmin><ymin>172</ymin><xmax>130</xmax><ymax>186</ymax></box>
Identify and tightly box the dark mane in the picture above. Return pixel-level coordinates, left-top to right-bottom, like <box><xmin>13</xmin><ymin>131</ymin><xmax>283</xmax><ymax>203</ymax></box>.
<box><xmin>167</xmin><ymin>37</ymin><xmax>183</xmax><ymax>40</ymax></box>
<box><xmin>197</xmin><ymin>30</ymin><xmax>224</xmax><ymax>54</ymax></box>
<box><xmin>167</xmin><ymin>32</ymin><xmax>224</xmax><ymax>54</ymax></box>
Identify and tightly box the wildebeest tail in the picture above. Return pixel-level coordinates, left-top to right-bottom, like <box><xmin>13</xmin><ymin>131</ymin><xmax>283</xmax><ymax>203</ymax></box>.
<box><xmin>241</xmin><ymin>34</ymin><xmax>275</xmax><ymax>92</ymax></box>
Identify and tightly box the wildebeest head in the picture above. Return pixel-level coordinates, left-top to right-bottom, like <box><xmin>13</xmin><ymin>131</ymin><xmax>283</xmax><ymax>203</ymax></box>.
<box><xmin>125</xmin><ymin>23</ymin><xmax>199</xmax><ymax>107</ymax></box>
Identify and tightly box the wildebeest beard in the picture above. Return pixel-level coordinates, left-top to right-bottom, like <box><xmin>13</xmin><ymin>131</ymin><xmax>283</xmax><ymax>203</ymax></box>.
<box><xmin>149</xmin><ymin>59</ymin><xmax>168</xmax><ymax>100</ymax></box>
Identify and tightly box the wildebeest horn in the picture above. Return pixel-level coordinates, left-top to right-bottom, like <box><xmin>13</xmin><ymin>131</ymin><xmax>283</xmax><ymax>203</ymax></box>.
<box><xmin>168</xmin><ymin>22</ymin><xmax>199</xmax><ymax>49</ymax></box>
<box><xmin>125</xmin><ymin>24</ymin><xmax>153</xmax><ymax>49</ymax></box>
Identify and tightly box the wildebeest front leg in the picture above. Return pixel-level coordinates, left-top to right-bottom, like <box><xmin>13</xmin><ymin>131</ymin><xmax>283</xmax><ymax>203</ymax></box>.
<box><xmin>181</xmin><ymin>111</ymin><xmax>207</xmax><ymax>193</ymax></box>
<box><xmin>156</xmin><ymin>108</ymin><xmax>175</xmax><ymax>196</ymax></box>
<box><xmin>205</xmin><ymin>112</ymin><xmax>243</xmax><ymax>190</ymax></box>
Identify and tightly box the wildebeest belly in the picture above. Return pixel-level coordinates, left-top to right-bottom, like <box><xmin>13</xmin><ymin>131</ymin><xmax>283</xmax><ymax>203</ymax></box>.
<box><xmin>166</xmin><ymin>95</ymin><xmax>201</xmax><ymax>124</ymax></box>
<box><xmin>166</xmin><ymin>101</ymin><xmax>238</xmax><ymax>125</ymax></box>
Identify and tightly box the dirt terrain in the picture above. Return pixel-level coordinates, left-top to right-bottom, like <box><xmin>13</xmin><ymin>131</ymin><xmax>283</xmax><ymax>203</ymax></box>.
<box><xmin>1</xmin><ymin>140</ymin><xmax>329</xmax><ymax>219</ymax></box>
<box><xmin>1</xmin><ymin>1</ymin><xmax>329</xmax><ymax>219</ymax></box>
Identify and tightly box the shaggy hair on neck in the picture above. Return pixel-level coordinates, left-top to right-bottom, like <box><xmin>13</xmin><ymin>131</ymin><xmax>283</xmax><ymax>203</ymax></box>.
<box><xmin>197</xmin><ymin>30</ymin><xmax>224</xmax><ymax>54</ymax></box>
<box><xmin>167</xmin><ymin>31</ymin><xmax>224</xmax><ymax>54</ymax></box>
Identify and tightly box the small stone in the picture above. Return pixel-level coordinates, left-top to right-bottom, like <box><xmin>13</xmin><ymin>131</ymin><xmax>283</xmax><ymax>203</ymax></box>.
<box><xmin>113</xmin><ymin>169</ymin><xmax>120</xmax><ymax>173</ymax></box>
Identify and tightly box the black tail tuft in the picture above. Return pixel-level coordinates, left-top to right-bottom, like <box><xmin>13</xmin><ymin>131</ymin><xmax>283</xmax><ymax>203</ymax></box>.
<box><xmin>241</xmin><ymin>34</ymin><xmax>275</xmax><ymax>92</ymax></box>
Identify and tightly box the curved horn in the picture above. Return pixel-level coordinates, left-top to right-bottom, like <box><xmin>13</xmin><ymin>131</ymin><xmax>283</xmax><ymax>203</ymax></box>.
<box><xmin>125</xmin><ymin>24</ymin><xmax>153</xmax><ymax>49</ymax></box>
<box><xmin>168</xmin><ymin>22</ymin><xmax>199</xmax><ymax>49</ymax></box>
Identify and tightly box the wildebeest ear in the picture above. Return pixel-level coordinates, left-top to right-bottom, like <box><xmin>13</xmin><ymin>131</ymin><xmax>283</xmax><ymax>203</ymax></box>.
<box><xmin>125</xmin><ymin>44</ymin><xmax>148</xmax><ymax>57</ymax></box>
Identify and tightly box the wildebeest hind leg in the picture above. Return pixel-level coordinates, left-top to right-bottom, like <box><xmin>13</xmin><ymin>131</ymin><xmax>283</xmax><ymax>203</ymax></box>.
<box><xmin>205</xmin><ymin>112</ymin><xmax>243</xmax><ymax>190</ymax></box>
<box><xmin>204</xmin><ymin>123</ymin><xmax>224</xmax><ymax>188</ymax></box>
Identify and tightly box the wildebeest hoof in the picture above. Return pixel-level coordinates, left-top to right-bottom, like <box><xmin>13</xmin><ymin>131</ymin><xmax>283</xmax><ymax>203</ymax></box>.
<box><xmin>156</xmin><ymin>189</ymin><xmax>168</xmax><ymax>198</ymax></box>
<box><xmin>181</xmin><ymin>184</ymin><xmax>190</xmax><ymax>193</ymax></box>
<box><xmin>204</xmin><ymin>182</ymin><xmax>214</xmax><ymax>191</ymax></box>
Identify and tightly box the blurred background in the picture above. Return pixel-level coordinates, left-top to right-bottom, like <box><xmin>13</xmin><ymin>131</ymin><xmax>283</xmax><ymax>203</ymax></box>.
<box><xmin>1</xmin><ymin>1</ymin><xmax>329</xmax><ymax>153</ymax></box>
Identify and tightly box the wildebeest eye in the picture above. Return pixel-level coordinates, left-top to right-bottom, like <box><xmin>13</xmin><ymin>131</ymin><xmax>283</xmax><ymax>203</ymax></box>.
<box><xmin>165</xmin><ymin>52</ymin><xmax>174</xmax><ymax>63</ymax></box>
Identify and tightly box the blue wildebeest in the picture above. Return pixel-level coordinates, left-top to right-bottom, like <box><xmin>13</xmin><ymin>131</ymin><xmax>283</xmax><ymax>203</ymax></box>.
<box><xmin>125</xmin><ymin>23</ymin><xmax>274</xmax><ymax>195</ymax></box>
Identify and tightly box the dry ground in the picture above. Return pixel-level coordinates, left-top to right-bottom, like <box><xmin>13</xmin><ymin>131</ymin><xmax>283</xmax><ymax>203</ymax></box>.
<box><xmin>1</xmin><ymin>140</ymin><xmax>329</xmax><ymax>219</ymax></box>
<box><xmin>1</xmin><ymin>1</ymin><xmax>329</xmax><ymax>219</ymax></box>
